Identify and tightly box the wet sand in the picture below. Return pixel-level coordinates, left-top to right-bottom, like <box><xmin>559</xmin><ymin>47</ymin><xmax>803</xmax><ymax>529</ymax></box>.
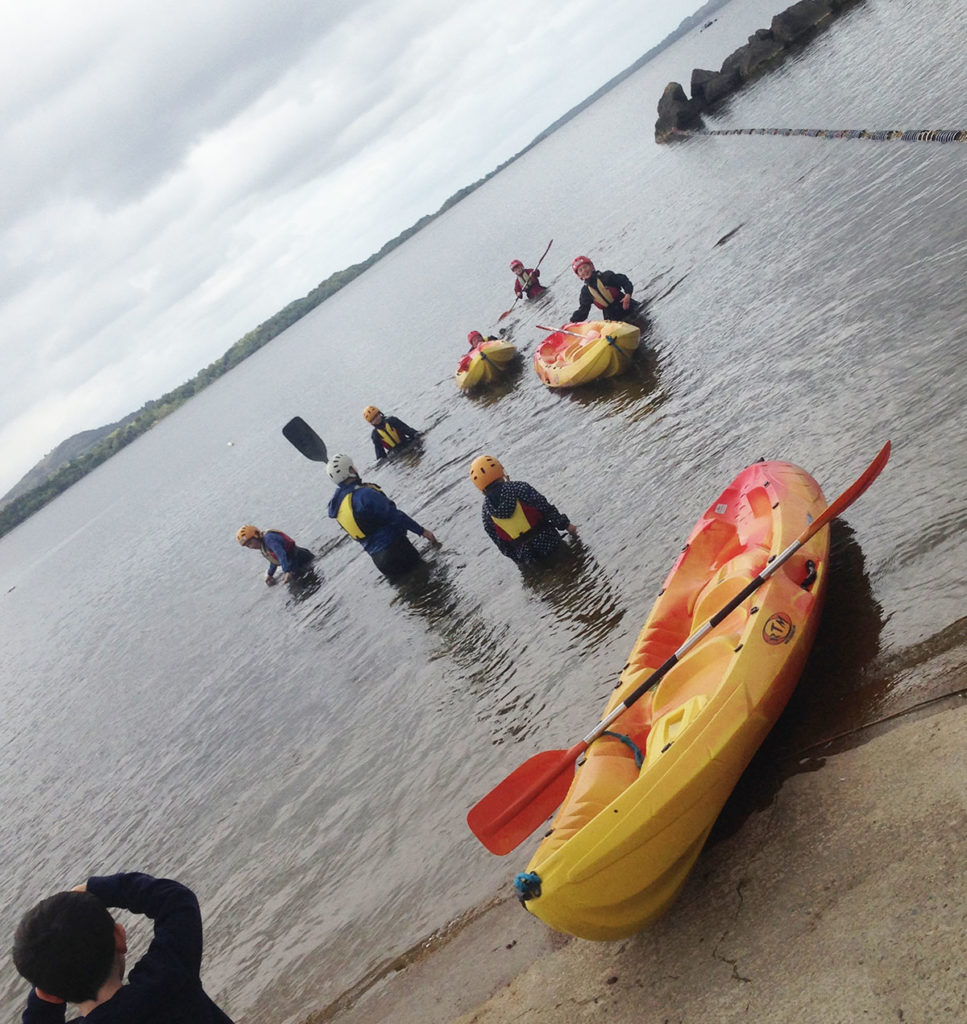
<box><xmin>311</xmin><ymin>691</ymin><xmax>967</xmax><ymax>1024</ymax></box>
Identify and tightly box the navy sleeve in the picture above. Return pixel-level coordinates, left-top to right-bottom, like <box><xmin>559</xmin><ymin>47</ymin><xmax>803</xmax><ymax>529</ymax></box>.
<box><xmin>387</xmin><ymin>417</ymin><xmax>417</xmax><ymax>440</ymax></box>
<box><xmin>371</xmin><ymin>428</ymin><xmax>386</xmax><ymax>460</ymax></box>
<box><xmin>21</xmin><ymin>990</ymin><xmax>69</xmax><ymax>1024</ymax></box>
<box><xmin>86</xmin><ymin>874</ymin><xmax>203</xmax><ymax>988</ymax></box>
<box><xmin>570</xmin><ymin>285</ymin><xmax>592</xmax><ymax>322</ymax></box>
<box><xmin>354</xmin><ymin>486</ymin><xmax>423</xmax><ymax>536</ymax></box>
<box><xmin>602</xmin><ymin>270</ymin><xmax>633</xmax><ymax>294</ymax></box>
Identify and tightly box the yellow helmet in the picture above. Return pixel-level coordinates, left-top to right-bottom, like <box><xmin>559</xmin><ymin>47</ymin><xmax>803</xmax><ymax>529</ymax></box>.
<box><xmin>470</xmin><ymin>455</ymin><xmax>505</xmax><ymax>491</ymax></box>
<box><xmin>236</xmin><ymin>525</ymin><xmax>262</xmax><ymax>544</ymax></box>
<box><xmin>363</xmin><ymin>405</ymin><xmax>382</xmax><ymax>424</ymax></box>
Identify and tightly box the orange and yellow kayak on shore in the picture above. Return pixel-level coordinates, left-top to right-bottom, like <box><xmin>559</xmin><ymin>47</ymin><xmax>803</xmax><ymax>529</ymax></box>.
<box><xmin>515</xmin><ymin>460</ymin><xmax>829</xmax><ymax>939</ymax></box>
<box><xmin>456</xmin><ymin>339</ymin><xmax>519</xmax><ymax>390</ymax></box>
<box><xmin>533</xmin><ymin>321</ymin><xmax>639</xmax><ymax>388</ymax></box>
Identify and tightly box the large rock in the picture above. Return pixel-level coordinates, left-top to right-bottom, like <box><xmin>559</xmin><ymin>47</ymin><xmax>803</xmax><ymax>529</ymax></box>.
<box><xmin>691</xmin><ymin>66</ymin><xmax>742</xmax><ymax>105</ymax></box>
<box><xmin>772</xmin><ymin>0</ymin><xmax>837</xmax><ymax>44</ymax></box>
<box><xmin>655</xmin><ymin>81</ymin><xmax>704</xmax><ymax>140</ymax></box>
<box><xmin>720</xmin><ymin>33</ymin><xmax>786</xmax><ymax>78</ymax></box>
<box><xmin>655</xmin><ymin>0</ymin><xmax>864</xmax><ymax>142</ymax></box>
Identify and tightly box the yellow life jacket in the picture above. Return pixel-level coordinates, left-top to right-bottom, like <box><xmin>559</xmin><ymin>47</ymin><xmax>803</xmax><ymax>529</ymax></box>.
<box><xmin>336</xmin><ymin>484</ymin><xmax>383</xmax><ymax>539</ymax></box>
<box><xmin>491</xmin><ymin>500</ymin><xmax>543</xmax><ymax>541</ymax></box>
<box><xmin>587</xmin><ymin>276</ymin><xmax>619</xmax><ymax>308</ymax></box>
<box><xmin>377</xmin><ymin>422</ymin><xmax>402</xmax><ymax>448</ymax></box>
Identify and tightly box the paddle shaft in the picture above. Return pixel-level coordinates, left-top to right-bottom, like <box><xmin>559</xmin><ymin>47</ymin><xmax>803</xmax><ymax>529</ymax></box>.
<box><xmin>469</xmin><ymin>441</ymin><xmax>891</xmax><ymax>848</ymax></box>
<box><xmin>589</xmin><ymin>441</ymin><xmax>890</xmax><ymax>744</ymax></box>
<box><xmin>498</xmin><ymin>239</ymin><xmax>553</xmax><ymax>319</ymax></box>
<box><xmin>535</xmin><ymin>324</ymin><xmax>616</xmax><ymax>344</ymax></box>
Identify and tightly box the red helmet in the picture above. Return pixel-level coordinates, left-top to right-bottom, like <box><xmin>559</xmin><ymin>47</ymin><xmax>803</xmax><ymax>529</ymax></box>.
<box><xmin>467</xmin><ymin>330</ymin><xmax>483</xmax><ymax>345</ymax></box>
<box><xmin>509</xmin><ymin>259</ymin><xmax>524</xmax><ymax>271</ymax></box>
<box><xmin>572</xmin><ymin>255</ymin><xmax>593</xmax><ymax>275</ymax></box>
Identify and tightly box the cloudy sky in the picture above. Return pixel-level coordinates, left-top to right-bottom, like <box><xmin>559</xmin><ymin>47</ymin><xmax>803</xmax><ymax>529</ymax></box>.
<box><xmin>1</xmin><ymin>0</ymin><xmax>699</xmax><ymax>496</ymax></box>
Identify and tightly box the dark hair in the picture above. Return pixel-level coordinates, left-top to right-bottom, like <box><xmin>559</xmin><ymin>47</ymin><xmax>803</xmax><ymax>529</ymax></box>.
<box><xmin>12</xmin><ymin>891</ymin><xmax>115</xmax><ymax>1003</ymax></box>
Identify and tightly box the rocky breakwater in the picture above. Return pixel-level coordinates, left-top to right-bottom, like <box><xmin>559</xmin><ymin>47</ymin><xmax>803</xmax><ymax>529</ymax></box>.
<box><xmin>655</xmin><ymin>0</ymin><xmax>864</xmax><ymax>142</ymax></box>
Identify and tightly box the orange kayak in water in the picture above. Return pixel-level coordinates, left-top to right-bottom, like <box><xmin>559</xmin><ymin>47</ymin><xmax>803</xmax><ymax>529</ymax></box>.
<box><xmin>515</xmin><ymin>459</ymin><xmax>829</xmax><ymax>939</ymax></box>
<box><xmin>533</xmin><ymin>320</ymin><xmax>639</xmax><ymax>387</ymax></box>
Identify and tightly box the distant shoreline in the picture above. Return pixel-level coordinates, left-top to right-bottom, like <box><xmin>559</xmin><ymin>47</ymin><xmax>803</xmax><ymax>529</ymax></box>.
<box><xmin>0</xmin><ymin>0</ymin><xmax>732</xmax><ymax>537</ymax></box>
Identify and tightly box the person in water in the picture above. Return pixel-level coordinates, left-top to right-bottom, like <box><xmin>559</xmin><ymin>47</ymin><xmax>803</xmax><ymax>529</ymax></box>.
<box><xmin>470</xmin><ymin>454</ymin><xmax>576</xmax><ymax>564</ymax></box>
<box><xmin>327</xmin><ymin>453</ymin><xmax>437</xmax><ymax>578</ymax></box>
<box><xmin>11</xmin><ymin>872</ymin><xmax>233</xmax><ymax>1023</ymax></box>
<box><xmin>363</xmin><ymin>406</ymin><xmax>419</xmax><ymax>461</ymax></box>
<box><xmin>569</xmin><ymin>255</ymin><xmax>639</xmax><ymax>323</ymax></box>
<box><xmin>236</xmin><ymin>525</ymin><xmax>314</xmax><ymax>585</ymax></box>
<box><xmin>509</xmin><ymin>258</ymin><xmax>546</xmax><ymax>300</ymax></box>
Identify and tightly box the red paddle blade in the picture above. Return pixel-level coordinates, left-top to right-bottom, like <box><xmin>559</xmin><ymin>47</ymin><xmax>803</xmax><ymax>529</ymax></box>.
<box><xmin>467</xmin><ymin>744</ymin><xmax>583</xmax><ymax>855</ymax></box>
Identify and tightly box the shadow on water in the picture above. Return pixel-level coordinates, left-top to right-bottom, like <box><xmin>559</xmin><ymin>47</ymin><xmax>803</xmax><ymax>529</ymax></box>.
<box><xmin>284</xmin><ymin>566</ymin><xmax>324</xmax><ymax>603</ymax></box>
<box><xmin>518</xmin><ymin>537</ymin><xmax>626</xmax><ymax>651</ymax></box>
<box><xmin>706</xmin><ymin>516</ymin><xmax>888</xmax><ymax>846</ymax></box>
<box><xmin>386</xmin><ymin>556</ymin><xmax>535</xmax><ymax>740</ymax></box>
<box><xmin>552</xmin><ymin>331</ymin><xmax>667</xmax><ymax>420</ymax></box>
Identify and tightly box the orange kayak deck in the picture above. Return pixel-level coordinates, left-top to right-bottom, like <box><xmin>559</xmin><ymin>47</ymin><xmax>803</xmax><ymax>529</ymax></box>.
<box><xmin>518</xmin><ymin>460</ymin><xmax>829</xmax><ymax>939</ymax></box>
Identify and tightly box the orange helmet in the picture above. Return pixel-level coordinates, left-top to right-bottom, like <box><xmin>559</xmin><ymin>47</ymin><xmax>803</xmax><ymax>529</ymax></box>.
<box><xmin>510</xmin><ymin>259</ymin><xmax>524</xmax><ymax>271</ymax></box>
<box><xmin>363</xmin><ymin>405</ymin><xmax>381</xmax><ymax>423</ymax></box>
<box><xmin>237</xmin><ymin>525</ymin><xmax>262</xmax><ymax>544</ymax></box>
<box><xmin>571</xmin><ymin>255</ymin><xmax>593</xmax><ymax>275</ymax></box>
<box><xmin>470</xmin><ymin>455</ymin><xmax>505</xmax><ymax>491</ymax></box>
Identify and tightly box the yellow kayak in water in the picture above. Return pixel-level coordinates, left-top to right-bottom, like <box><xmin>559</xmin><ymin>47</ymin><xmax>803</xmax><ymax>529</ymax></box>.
<box><xmin>533</xmin><ymin>320</ymin><xmax>639</xmax><ymax>388</ymax></box>
<box><xmin>456</xmin><ymin>339</ymin><xmax>518</xmax><ymax>390</ymax></box>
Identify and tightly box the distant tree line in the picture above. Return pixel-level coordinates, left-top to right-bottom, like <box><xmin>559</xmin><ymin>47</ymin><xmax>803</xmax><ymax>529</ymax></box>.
<box><xmin>0</xmin><ymin>178</ymin><xmax>498</xmax><ymax>538</ymax></box>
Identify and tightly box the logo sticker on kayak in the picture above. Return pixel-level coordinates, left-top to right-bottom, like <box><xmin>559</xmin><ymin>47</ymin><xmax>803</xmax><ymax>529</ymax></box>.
<box><xmin>763</xmin><ymin>613</ymin><xmax>795</xmax><ymax>645</ymax></box>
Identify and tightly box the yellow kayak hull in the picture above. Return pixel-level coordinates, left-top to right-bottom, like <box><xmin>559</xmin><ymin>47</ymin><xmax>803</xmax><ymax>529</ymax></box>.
<box><xmin>519</xmin><ymin>460</ymin><xmax>829</xmax><ymax>939</ymax></box>
<box><xmin>456</xmin><ymin>340</ymin><xmax>518</xmax><ymax>390</ymax></box>
<box><xmin>533</xmin><ymin>321</ymin><xmax>639</xmax><ymax>388</ymax></box>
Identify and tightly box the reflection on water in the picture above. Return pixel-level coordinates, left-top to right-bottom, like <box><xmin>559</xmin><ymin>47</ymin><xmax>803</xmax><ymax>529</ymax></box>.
<box><xmin>460</xmin><ymin>355</ymin><xmax>526</xmax><ymax>406</ymax></box>
<box><xmin>284</xmin><ymin>566</ymin><xmax>324</xmax><ymax>603</ymax></box>
<box><xmin>519</xmin><ymin>538</ymin><xmax>626</xmax><ymax>652</ymax></box>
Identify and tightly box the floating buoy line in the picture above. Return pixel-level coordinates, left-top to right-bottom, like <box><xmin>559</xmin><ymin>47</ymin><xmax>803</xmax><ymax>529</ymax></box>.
<box><xmin>678</xmin><ymin>126</ymin><xmax>967</xmax><ymax>143</ymax></box>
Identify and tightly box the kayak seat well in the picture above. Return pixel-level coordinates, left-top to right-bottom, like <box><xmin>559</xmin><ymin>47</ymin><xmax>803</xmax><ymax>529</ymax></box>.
<box><xmin>688</xmin><ymin>545</ymin><xmax>770</xmax><ymax>628</ymax></box>
<box><xmin>649</xmin><ymin>633</ymin><xmax>741</xmax><ymax>725</ymax></box>
<box><xmin>542</xmin><ymin>735</ymin><xmax>642</xmax><ymax>853</ymax></box>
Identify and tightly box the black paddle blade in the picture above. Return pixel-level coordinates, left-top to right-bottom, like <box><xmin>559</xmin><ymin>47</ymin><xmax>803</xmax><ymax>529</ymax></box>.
<box><xmin>282</xmin><ymin>417</ymin><xmax>328</xmax><ymax>463</ymax></box>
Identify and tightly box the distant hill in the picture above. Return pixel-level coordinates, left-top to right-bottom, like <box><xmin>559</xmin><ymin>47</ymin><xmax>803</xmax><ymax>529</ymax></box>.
<box><xmin>1</xmin><ymin>417</ymin><xmax>134</xmax><ymax>508</ymax></box>
<box><xmin>0</xmin><ymin>0</ymin><xmax>730</xmax><ymax>536</ymax></box>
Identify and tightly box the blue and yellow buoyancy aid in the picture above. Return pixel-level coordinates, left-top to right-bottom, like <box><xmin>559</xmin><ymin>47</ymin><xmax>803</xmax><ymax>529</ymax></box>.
<box><xmin>376</xmin><ymin>421</ymin><xmax>402</xmax><ymax>449</ymax></box>
<box><xmin>336</xmin><ymin>483</ymin><xmax>384</xmax><ymax>539</ymax></box>
<box><xmin>586</xmin><ymin>276</ymin><xmax>619</xmax><ymax>309</ymax></box>
<box><xmin>491</xmin><ymin>501</ymin><xmax>544</xmax><ymax>543</ymax></box>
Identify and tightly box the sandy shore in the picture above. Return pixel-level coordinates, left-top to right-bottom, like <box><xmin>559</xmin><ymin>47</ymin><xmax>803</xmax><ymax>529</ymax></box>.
<box><xmin>315</xmin><ymin>694</ymin><xmax>967</xmax><ymax>1024</ymax></box>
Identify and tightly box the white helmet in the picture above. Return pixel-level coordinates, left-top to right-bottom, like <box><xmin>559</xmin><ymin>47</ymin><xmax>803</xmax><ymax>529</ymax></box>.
<box><xmin>327</xmin><ymin>453</ymin><xmax>358</xmax><ymax>484</ymax></box>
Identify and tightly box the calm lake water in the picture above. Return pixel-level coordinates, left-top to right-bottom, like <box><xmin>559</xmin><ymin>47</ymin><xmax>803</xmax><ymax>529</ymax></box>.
<box><xmin>2</xmin><ymin>1</ymin><xmax>965</xmax><ymax>1020</ymax></box>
